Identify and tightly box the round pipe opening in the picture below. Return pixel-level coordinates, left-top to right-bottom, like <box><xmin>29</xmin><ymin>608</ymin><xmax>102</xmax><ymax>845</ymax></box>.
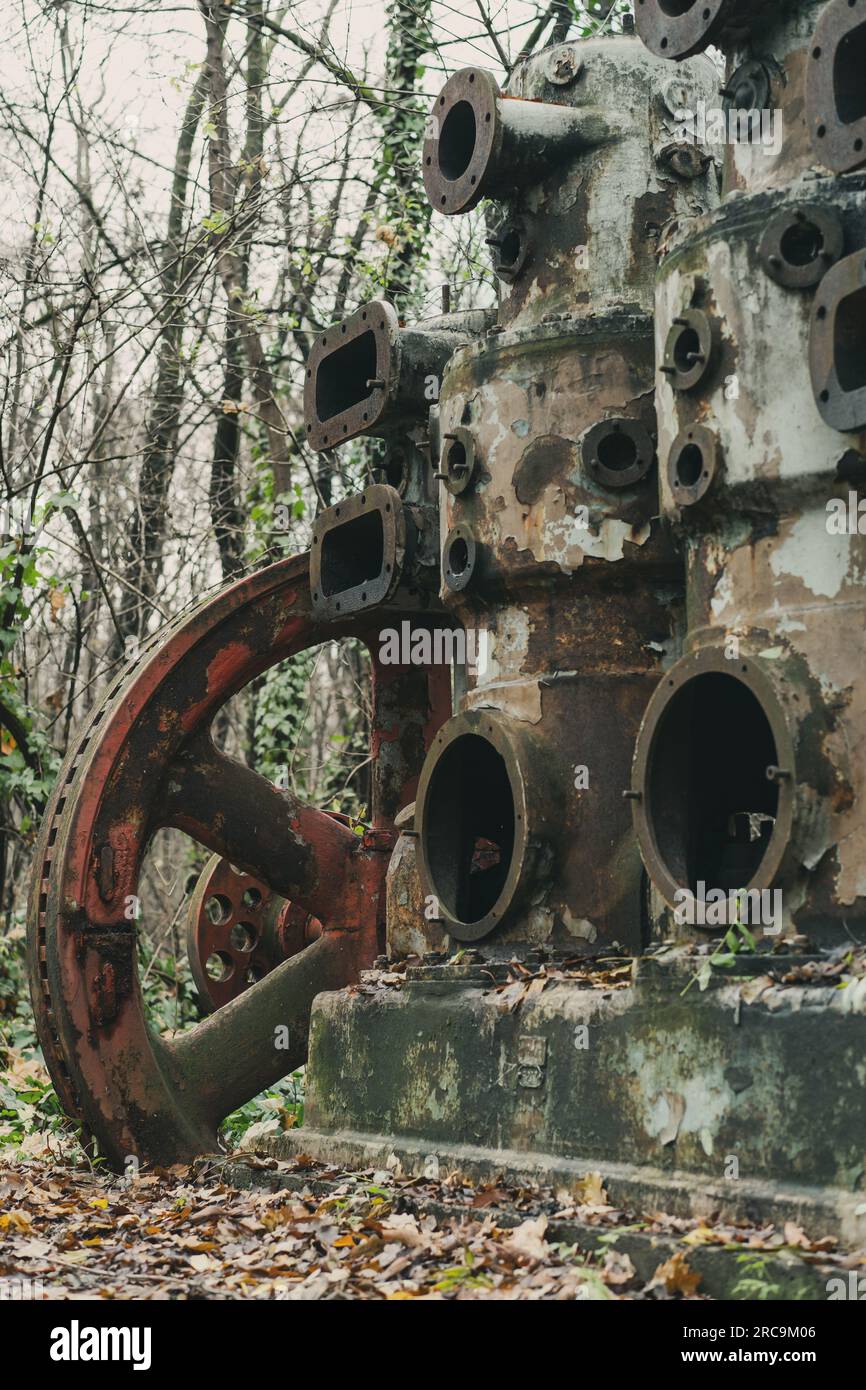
<box><xmin>445</xmin><ymin>438</ymin><xmax>467</xmax><ymax>478</ymax></box>
<box><xmin>422</xmin><ymin>732</ymin><xmax>515</xmax><ymax>925</ymax></box>
<box><xmin>835</xmin><ymin>21</ymin><xmax>866</xmax><ymax>127</ymax></box>
<box><xmin>448</xmin><ymin>536</ymin><xmax>469</xmax><ymax>574</ymax></box>
<box><xmin>597</xmin><ymin>430</ymin><xmax>638</xmax><ymax>473</ymax></box>
<box><xmin>674</xmin><ymin>443</ymin><xmax>703</xmax><ymax>487</ymax></box>
<box><xmin>780</xmin><ymin>220</ymin><xmax>823</xmax><ymax>268</ymax></box>
<box><xmin>673</xmin><ymin>326</ymin><xmax>701</xmax><ymax>374</ymax></box>
<box><xmin>659</xmin><ymin>0</ymin><xmax>698</xmax><ymax>14</ymax></box>
<box><xmin>439</xmin><ymin>100</ymin><xmax>477</xmax><ymax>181</ymax></box>
<box><xmin>835</xmin><ymin>285</ymin><xmax>866</xmax><ymax>394</ymax></box>
<box><xmin>647</xmin><ymin>672</ymin><xmax>780</xmax><ymax>895</ymax></box>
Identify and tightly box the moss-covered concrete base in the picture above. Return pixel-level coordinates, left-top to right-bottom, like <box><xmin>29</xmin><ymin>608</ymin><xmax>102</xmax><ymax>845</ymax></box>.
<box><xmin>263</xmin><ymin>952</ymin><xmax>866</xmax><ymax>1245</ymax></box>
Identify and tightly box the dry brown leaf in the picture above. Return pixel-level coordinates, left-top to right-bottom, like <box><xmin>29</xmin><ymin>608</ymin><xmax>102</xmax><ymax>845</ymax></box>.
<box><xmin>652</xmin><ymin>1250</ymin><xmax>702</xmax><ymax>1297</ymax></box>
<box><xmin>502</xmin><ymin>1214</ymin><xmax>549</xmax><ymax>1263</ymax></box>
<box><xmin>576</xmin><ymin>1171</ymin><xmax>609</xmax><ymax>1207</ymax></box>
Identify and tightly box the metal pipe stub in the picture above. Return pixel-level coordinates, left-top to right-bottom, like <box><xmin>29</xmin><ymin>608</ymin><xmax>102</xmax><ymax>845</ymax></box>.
<box><xmin>422</xmin><ymin>66</ymin><xmax>591</xmax><ymax>216</ymax></box>
<box><xmin>806</xmin><ymin>0</ymin><xmax>866</xmax><ymax>175</ymax></box>
<box><xmin>304</xmin><ymin>300</ymin><xmax>462</xmax><ymax>450</ymax></box>
<box><xmin>310</xmin><ymin>483</ymin><xmax>412</xmax><ymax>618</ymax></box>
<box><xmin>634</xmin><ymin>0</ymin><xmax>775</xmax><ymax>60</ymax></box>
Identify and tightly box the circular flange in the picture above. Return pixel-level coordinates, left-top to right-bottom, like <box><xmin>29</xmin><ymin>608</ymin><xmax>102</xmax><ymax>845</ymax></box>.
<box><xmin>630</xmin><ymin>647</ymin><xmax>796</xmax><ymax>915</ymax></box>
<box><xmin>667</xmin><ymin>424</ymin><xmax>720</xmax><ymax>507</ymax></box>
<box><xmin>543</xmin><ymin>44</ymin><xmax>584</xmax><ymax>88</ymax></box>
<box><xmin>722</xmin><ymin>59</ymin><xmax>772</xmax><ymax>126</ymax></box>
<box><xmin>634</xmin><ymin>0</ymin><xmax>729</xmax><ymax>60</ymax></box>
<box><xmin>423</xmin><ymin>68</ymin><xmax>500</xmax><ymax>216</ymax></box>
<box><xmin>582</xmin><ymin>417</ymin><xmax>656</xmax><ymax>489</ymax></box>
<box><xmin>415</xmin><ymin>711</ymin><xmax>534</xmax><ymax>943</ymax></box>
<box><xmin>442</xmin><ymin>523</ymin><xmax>479</xmax><ymax>591</ymax></box>
<box><xmin>661</xmin><ymin>308</ymin><xmax>717</xmax><ymax>392</ymax></box>
<box><xmin>758</xmin><ymin>204</ymin><xmax>843</xmax><ymax>289</ymax></box>
<box><xmin>440</xmin><ymin>427</ymin><xmax>478</xmax><ymax>496</ymax></box>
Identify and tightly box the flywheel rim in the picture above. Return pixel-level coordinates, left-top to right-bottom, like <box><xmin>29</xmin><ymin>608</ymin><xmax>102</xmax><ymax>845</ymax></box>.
<box><xmin>27</xmin><ymin>551</ymin><xmax>449</xmax><ymax>1169</ymax></box>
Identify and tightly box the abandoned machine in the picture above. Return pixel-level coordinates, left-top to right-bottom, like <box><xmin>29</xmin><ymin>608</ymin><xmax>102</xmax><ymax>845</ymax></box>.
<box><xmin>27</xmin><ymin>0</ymin><xmax>866</xmax><ymax>1240</ymax></box>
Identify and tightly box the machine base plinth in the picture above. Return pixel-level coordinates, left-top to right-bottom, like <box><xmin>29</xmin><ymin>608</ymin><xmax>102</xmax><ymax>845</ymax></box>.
<box><xmin>254</xmin><ymin>951</ymin><xmax>866</xmax><ymax>1246</ymax></box>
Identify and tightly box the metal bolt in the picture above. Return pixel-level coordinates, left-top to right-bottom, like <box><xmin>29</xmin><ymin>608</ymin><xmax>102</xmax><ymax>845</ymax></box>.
<box><xmin>366</xmin><ymin>377</ymin><xmax>385</xmax><ymax>389</ymax></box>
<box><xmin>623</xmin><ymin>789</ymin><xmax>642</xmax><ymax>801</ymax></box>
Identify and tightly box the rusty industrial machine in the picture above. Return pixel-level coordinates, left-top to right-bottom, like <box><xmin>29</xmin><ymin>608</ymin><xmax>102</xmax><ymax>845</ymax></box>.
<box><xmin>27</xmin><ymin>4</ymin><xmax>866</xmax><ymax>1239</ymax></box>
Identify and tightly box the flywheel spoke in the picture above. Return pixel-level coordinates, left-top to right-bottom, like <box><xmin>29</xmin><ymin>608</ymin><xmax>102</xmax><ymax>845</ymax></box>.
<box><xmin>161</xmin><ymin>732</ymin><xmax>361</xmax><ymax>924</ymax></box>
<box><xmin>167</xmin><ymin>932</ymin><xmax>365</xmax><ymax>1126</ymax></box>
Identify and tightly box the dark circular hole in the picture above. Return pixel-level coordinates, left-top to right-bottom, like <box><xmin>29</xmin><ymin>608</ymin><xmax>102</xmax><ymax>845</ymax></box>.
<box><xmin>673</xmin><ymin>326</ymin><xmax>701</xmax><ymax>374</ymax></box>
<box><xmin>779</xmin><ymin>219</ymin><xmax>823</xmax><ymax>267</ymax></box>
<box><xmin>675</xmin><ymin>443</ymin><xmax>704</xmax><ymax>488</ymax></box>
<box><xmin>205</xmin><ymin>951</ymin><xmax>234</xmax><ymax>982</ymax></box>
<box><xmin>647</xmin><ymin>673</ymin><xmax>780</xmax><ymax>896</ymax></box>
<box><xmin>658</xmin><ymin>0</ymin><xmax>698</xmax><ymax>13</ymax></box>
<box><xmin>241</xmin><ymin>886</ymin><xmax>262</xmax><ymax>909</ymax></box>
<box><xmin>498</xmin><ymin>229</ymin><xmax>521</xmax><ymax>268</ymax></box>
<box><xmin>384</xmin><ymin>451</ymin><xmax>405</xmax><ymax>490</ymax></box>
<box><xmin>230</xmin><ymin>922</ymin><xmax>257</xmax><ymax>952</ymax></box>
<box><xmin>439</xmin><ymin>100</ymin><xmax>477</xmax><ymax>181</ymax></box>
<box><xmin>423</xmin><ymin>733</ymin><xmax>515</xmax><ymax>924</ymax></box>
<box><xmin>596</xmin><ymin>428</ymin><xmax>638</xmax><ymax>473</ymax></box>
<box><xmin>448</xmin><ymin>536</ymin><xmax>469</xmax><ymax>574</ymax></box>
<box><xmin>205</xmin><ymin>894</ymin><xmax>231</xmax><ymax>926</ymax></box>
<box><xmin>446</xmin><ymin>439</ymin><xmax>467</xmax><ymax>477</ymax></box>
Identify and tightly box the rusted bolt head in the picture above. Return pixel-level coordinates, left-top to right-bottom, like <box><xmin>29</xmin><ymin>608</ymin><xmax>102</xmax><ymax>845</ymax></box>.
<box><xmin>544</xmin><ymin>45</ymin><xmax>584</xmax><ymax>88</ymax></box>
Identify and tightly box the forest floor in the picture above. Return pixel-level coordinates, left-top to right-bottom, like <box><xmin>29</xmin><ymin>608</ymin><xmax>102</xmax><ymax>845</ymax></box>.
<box><xmin>1</xmin><ymin>935</ymin><xmax>864</xmax><ymax>1301</ymax></box>
<box><xmin>0</xmin><ymin>1140</ymin><xmax>855</xmax><ymax>1301</ymax></box>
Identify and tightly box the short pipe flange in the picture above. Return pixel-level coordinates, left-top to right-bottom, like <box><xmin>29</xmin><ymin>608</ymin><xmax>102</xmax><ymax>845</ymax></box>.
<box><xmin>661</xmin><ymin>307</ymin><xmax>718</xmax><ymax>393</ymax></box>
<box><xmin>667</xmin><ymin>424</ymin><xmax>721</xmax><ymax>508</ymax></box>
<box><xmin>439</xmin><ymin>427</ymin><xmax>478</xmax><ymax>497</ymax></box>
<box><xmin>582</xmin><ymin>417</ymin><xmax>656</xmax><ymax>490</ymax></box>
<box><xmin>415</xmin><ymin>710</ymin><xmax>555</xmax><ymax>943</ymax></box>
<box><xmin>442</xmin><ymin>523</ymin><xmax>480</xmax><ymax>592</ymax></box>
<box><xmin>758</xmin><ymin>204</ymin><xmax>843</xmax><ymax>290</ymax></box>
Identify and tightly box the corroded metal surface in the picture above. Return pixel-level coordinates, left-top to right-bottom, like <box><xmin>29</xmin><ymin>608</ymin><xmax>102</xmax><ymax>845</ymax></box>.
<box><xmin>28</xmin><ymin>15</ymin><xmax>866</xmax><ymax>1174</ymax></box>
<box><xmin>27</xmin><ymin>554</ymin><xmax>449</xmax><ymax>1166</ymax></box>
<box><xmin>425</xmin><ymin>40</ymin><xmax>719</xmax><ymax>329</ymax></box>
<box><xmin>407</xmin><ymin>34</ymin><xmax>721</xmax><ymax>954</ymax></box>
<box><xmin>635</xmin><ymin>166</ymin><xmax>866</xmax><ymax>940</ymax></box>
